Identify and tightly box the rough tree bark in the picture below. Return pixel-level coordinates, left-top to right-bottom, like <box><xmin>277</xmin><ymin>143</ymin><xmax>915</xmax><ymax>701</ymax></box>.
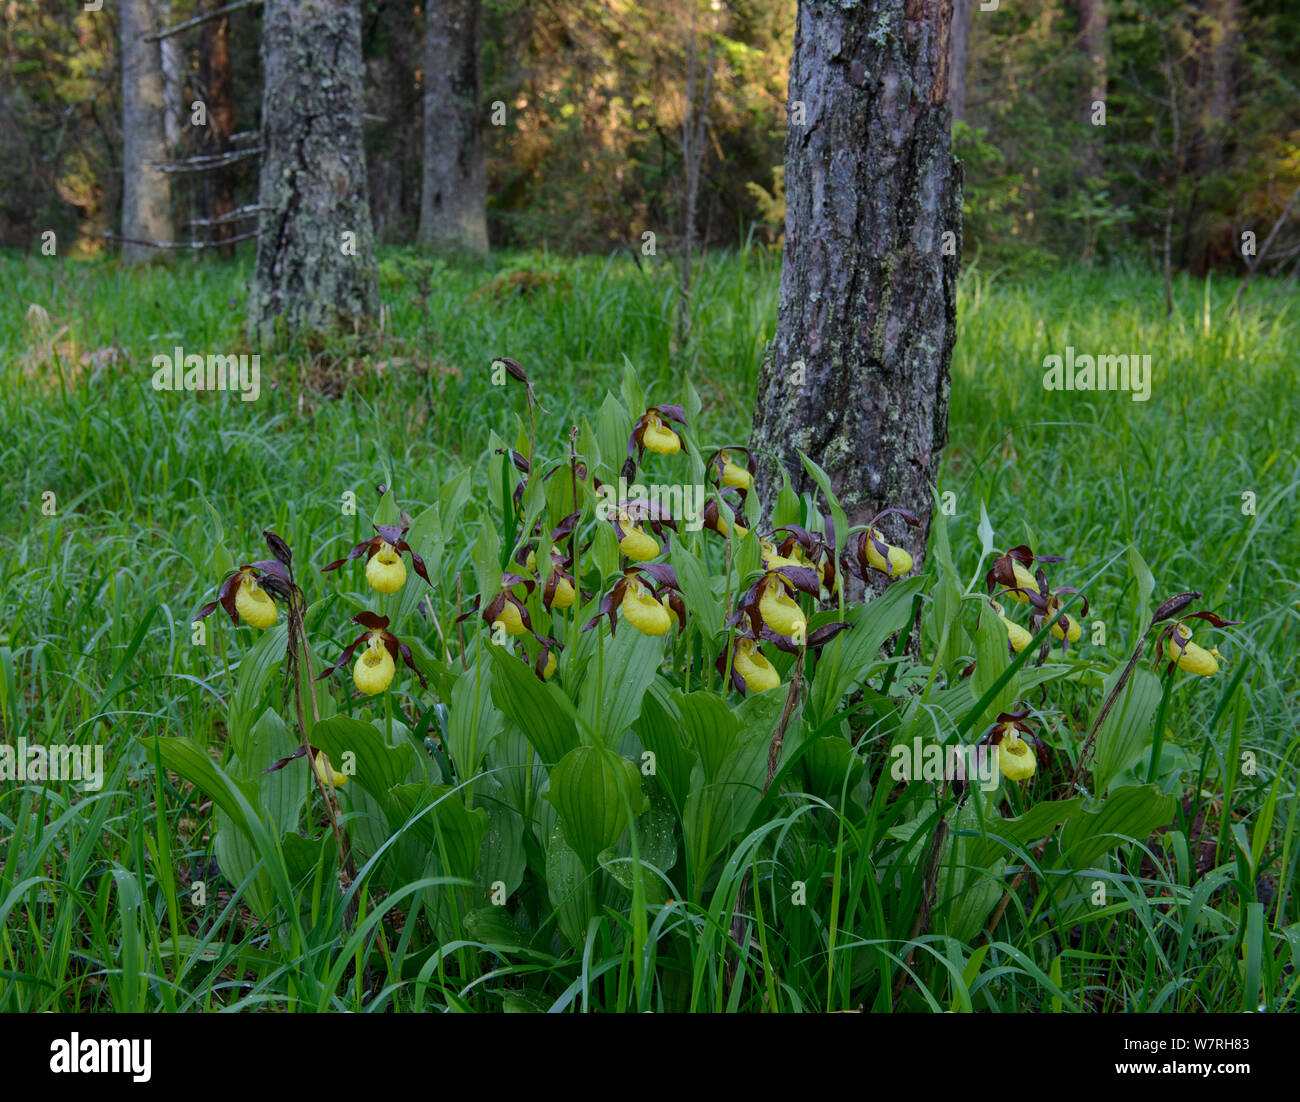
<box><xmin>948</xmin><ymin>0</ymin><xmax>970</xmax><ymax>124</ymax></box>
<box><xmin>749</xmin><ymin>0</ymin><xmax>961</xmax><ymax>583</ymax></box>
<box><xmin>1077</xmin><ymin>0</ymin><xmax>1107</xmax><ymax>178</ymax></box>
<box><xmin>420</xmin><ymin>0</ymin><xmax>488</xmax><ymax>256</ymax></box>
<box><xmin>199</xmin><ymin>0</ymin><xmax>236</xmax><ymax>258</ymax></box>
<box><xmin>248</xmin><ymin>0</ymin><xmax>380</xmax><ymax>341</ymax></box>
<box><xmin>120</xmin><ymin>0</ymin><xmax>174</xmax><ymax>263</ymax></box>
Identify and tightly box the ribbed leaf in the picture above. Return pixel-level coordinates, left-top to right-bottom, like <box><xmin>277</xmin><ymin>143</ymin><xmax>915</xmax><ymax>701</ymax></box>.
<box><xmin>547</xmin><ymin>744</ymin><xmax>646</xmax><ymax>870</ymax></box>
<box><xmin>488</xmin><ymin>644</ymin><xmax>579</xmax><ymax>765</ymax></box>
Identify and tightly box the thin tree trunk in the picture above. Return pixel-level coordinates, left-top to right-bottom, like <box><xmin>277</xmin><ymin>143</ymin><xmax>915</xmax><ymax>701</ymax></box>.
<box><xmin>248</xmin><ymin>0</ymin><xmax>380</xmax><ymax>341</ymax></box>
<box><xmin>1190</xmin><ymin>0</ymin><xmax>1238</xmax><ymax>273</ymax></box>
<box><xmin>159</xmin><ymin>0</ymin><xmax>183</xmax><ymax>150</ymax></box>
<box><xmin>1204</xmin><ymin>0</ymin><xmax>1238</xmax><ymax>169</ymax></box>
<box><xmin>749</xmin><ymin>0</ymin><xmax>961</xmax><ymax>584</ymax></box>
<box><xmin>677</xmin><ymin>6</ymin><xmax>716</xmax><ymax>351</ymax></box>
<box><xmin>420</xmin><ymin>0</ymin><xmax>488</xmax><ymax>255</ymax></box>
<box><xmin>199</xmin><ymin>0</ymin><xmax>237</xmax><ymax>258</ymax></box>
<box><xmin>949</xmin><ymin>0</ymin><xmax>970</xmax><ymax>124</ymax></box>
<box><xmin>1077</xmin><ymin>0</ymin><xmax>1107</xmax><ymax>179</ymax></box>
<box><xmin>121</xmin><ymin>0</ymin><xmax>174</xmax><ymax>264</ymax></box>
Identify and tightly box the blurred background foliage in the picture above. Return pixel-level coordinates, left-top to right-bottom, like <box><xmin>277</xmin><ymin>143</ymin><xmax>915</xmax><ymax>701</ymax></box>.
<box><xmin>0</xmin><ymin>0</ymin><xmax>1297</xmax><ymax>272</ymax></box>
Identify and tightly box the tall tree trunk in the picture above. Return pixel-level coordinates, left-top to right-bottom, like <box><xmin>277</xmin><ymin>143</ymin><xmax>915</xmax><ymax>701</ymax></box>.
<box><xmin>199</xmin><ymin>0</ymin><xmax>236</xmax><ymax>258</ymax></box>
<box><xmin>420</xmin><ymin>0</ymin><xmax>488</xmax><ymax>255</ymax></box>
<box><xmin>1204</xmin><ymin>0</ymin><xmax>1238</xmax><ymax>167</ymax></box>
<box><xmin>1077</xmin><ymin>0</ymin><xmax>1107</xmax><ymax>178</ymax></box>
<box><xmin>249</xmin><ymin>0</ymin><xmax>380</xmax><ymax>342</ymax></box>
<box><xmin>120</xmin><ymin>0</ymin><xmax>173</xmax><ymax>263</ymax></box>
<box><xmin>366</xmin><ymin>0</ymin><xmax>419</xmax><ymax>242</ymax></box>
<box><xmin>948</xmin><ymin>0</ymin><xmax>970</xmax><ymax>124</ymax></box>
<box><xmin>749</xmin><ymin>0</ymin><xmax>961</xmax><ymax>583</ymax></box>
<box><xmin>1191</xmin><ymin>0</ymin><xmax>1238</xmax><ymax>273</ymax></box>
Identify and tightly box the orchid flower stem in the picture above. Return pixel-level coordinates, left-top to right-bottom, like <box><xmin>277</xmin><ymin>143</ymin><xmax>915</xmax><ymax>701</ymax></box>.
<box><xmin>1070</xmin><ymin>617</ymin><xmax>1158</xmax><ymax>792</ymax></box>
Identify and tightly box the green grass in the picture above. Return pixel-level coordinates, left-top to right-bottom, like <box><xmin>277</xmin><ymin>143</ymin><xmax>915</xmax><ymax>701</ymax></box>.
<box><xmin>1</xmin><ymin>244</ymin><xmax>1296</xmax><ymax>1011</ymax></box>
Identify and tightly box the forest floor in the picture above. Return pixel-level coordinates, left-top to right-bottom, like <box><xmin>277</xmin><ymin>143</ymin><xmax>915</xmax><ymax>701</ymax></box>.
<box><xmin>0</xmin><ymin>245</ymin><xmax>1297</xmax><ymax>1010</ymax></box>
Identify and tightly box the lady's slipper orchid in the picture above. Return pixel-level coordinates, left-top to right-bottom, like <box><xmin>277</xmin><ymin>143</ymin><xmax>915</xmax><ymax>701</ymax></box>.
<box><xmin>760</xmin><ymin>523</ymin><xmax>840</xmax><ymax>595</ymax></box>
<box><xmin>986</xmin><ymin>545</ymin><xmax>1062</xmax><ymax>605</ymax></box>
<box><xmin>863</xmin><ymin>529</ymin><xmax>913</xmax><ymax>577</ymax></box>
<box><xmin>623</xmin><ymin>578</ymin><xmax>672</xmax><ymax>635</ymax></box>
<box><xmin>758</xmin><ymin>575</ymin><xmax>806</xmax><ymax>640</ymax></box>
<box><xmin>1166</xmin><ymin>624</ymin><xmax>1221</xmax><ymax>676</ymax></box>
<box><xmin>703</xmin><ymin>493</ymin><xmax>748</xmax><ymax>539</ymax></box>
<box><xmin>365</xmin><ymin>542</ymin><xmax>407</xmax><ymax>593</ymax></box>
<box><xmin>628</xmin><ymin>405</ymin><xmax>687</xmax><ymax>461</ymax></box>
<box><xmin>197</xmin><ymin>560</ymin><xmax>290</xmax><ymax>630</ymax></box>
<box><xmin>546</xmin><ymin>570</ymin><xmax>577</xmax><ymax>611</ymax></box>
<box><xmin>616</xmin><ymin>510</ymin><xmax>661</xmax><ymax>561</ymax></box>
<box><xmin>234</xmin><ymin>572</ymin><xmax>278</xmax><ymax>628</ymax></box>
<box><xmin>492</xmin><ymin>594</ymin><xmax>528</xmax><ymax>635</ymax></box>
<box><xmin>527</xmin><ymin>635</ymin><xmax>564</xmax><ymax>681</ymax></box>
<box><xmin>998</xmin><ymin>732</ymin><xmax>1037</xmax><ymax>781</ymax></box>
<box><xmin>541</xmin><ymin>649</ymin><xmax>558</xmax><ymax>678</ymax></box>
<box><xmin>317</xmin><ymin>611</ymin><xmax>426</xmax><ymax>696</ymax></box>
<box><xmin>978</xmin><ymin>710</ymin><xmax>1048</xmax><ymax>785</ymax></box>
<box><xmin>322</xmin><ymin>523</ymin><xmax>431</xmax><ymax>595</ymax></box>
<box><xmin>642</xmin><ymin>411</ymin><xmax>682</xmax><ymax>455</ymax></box>
<box><xmin>843</xmin><ymin>509</ymin><xmax>921</xmax><ymax>584</ymax></box>
<box><xmin>312</xmin><ymin>750</ymin><xmax>349</xmax><ymax>789</ymax></box>
<box><xmin>584</xmin><ymin>563</ymin><xmax>684</xmax><ymax>637</ymax></box>
<box><xmin>1015</xmin><ymin>585</ymin><xmax>1089</xmax><ymax>655</ymax></box>
<box><xmin>1154</xmin><ymin>604</ymin><xmax>1241</xmax><ymax>677</ymax></box>
<box><xmin>457</xmin><ymin>575</ymin><xmax>535</xmax><ymax>638</ymax></box>
<box><xmin>989</xmin><ymin>600</ymin><xmax>1033</xmax><ymax>653</ymax></box>
<box><xmin>728</xmin><ymin>568</ymin><xmax>849</xmax><ymax>657</ymax></box>
<box><xmin>730</xmin><ymin>636</ymin><xmax>780</xmax><ymax>694</ymax></box>
<box><xmin>354</xmin><ymin>636</ymin><xmax>396</xmax><ymax>694</ymax></box>
<box><xmin>706</xmin><ymin>447</ymin><xmax>756</xmax><ymax>494</ymax></box>
<box><xmin>1045</xmin><ymin>594</ymin><xmax>1083</xmax><ymax>643</ymax></box>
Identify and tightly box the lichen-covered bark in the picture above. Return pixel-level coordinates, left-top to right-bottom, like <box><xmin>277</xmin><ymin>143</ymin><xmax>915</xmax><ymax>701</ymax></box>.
<box><xmin>121</xmin><ymin>0</ymin><xmax>173</xmax><ymax>264</ymax></box>
<box><xmin>419</xmin><ymin>0</ymin><xmax>488</xmax><ymax>256</ymax></box>
<box><xmin>248</xmin><ymin>0</ymin><xmax>380</xmax><ymax>342</ymax></box>
<box><xmin>749</xmin><ymin>0</ymin><xmax>961</xmax><ymax>584</ymax></box>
